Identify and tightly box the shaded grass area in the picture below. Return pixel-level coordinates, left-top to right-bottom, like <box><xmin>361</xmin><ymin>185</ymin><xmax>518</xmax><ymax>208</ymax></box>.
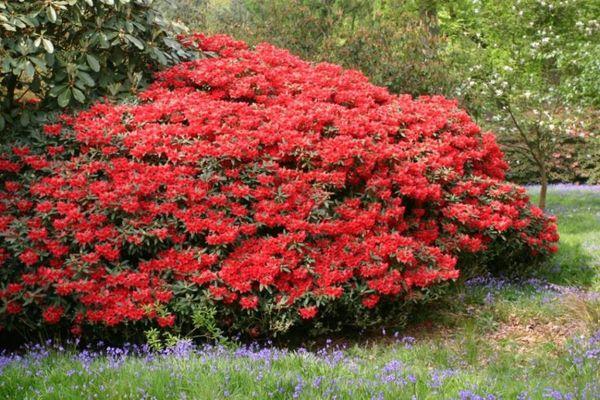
<box><xmin>1</xmin><ymin>188</ymin><xmax>599</xmax><ymax>399</ymax></box>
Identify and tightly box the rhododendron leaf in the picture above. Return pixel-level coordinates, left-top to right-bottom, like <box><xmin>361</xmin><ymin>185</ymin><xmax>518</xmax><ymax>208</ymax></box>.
<box><xmin>86</xmin><ymin>54</ymin><xmax>100</xmax><ymax>72</ymax></box>
<box><xmin>125</xmin><ymin>34</ymin><xmax>144</xmax><ymax>50</ymax></box>
<box><xmin>42</xmin><ymin>38</ymin><xmax>54</xmax><ymax>54</ymax></box>
<box><xmin>46</xmin><ymin>6</ymin><xmax>57</xmax><ymax>23</ymax></box>
<box><xmin>72</xmin><ymin>87</ymin><xmax>85</xmax><ymax>103</ymax></box>
<box><xmin>19</xmin><ymin>111</ymin><xmax>30</xmax><ymax>127</ymax></box>
<box><xmin>23</xmin><ymin>60</ymin><xmax>35</xmax><ymax>78</ymax></box>
<box><xmin>77</xmin><ymin>71</ymin><xmax>95</xmax><ymax>87</ymax></box>
<box><xmin>57</xmin><ymin>88</ymin><xmax>71</xmax><ymax>107</ymax></box>
<box><xmin>48</xmin><ymin>84</ymin><xmax>67</xmax><ymax>97</ymax></box>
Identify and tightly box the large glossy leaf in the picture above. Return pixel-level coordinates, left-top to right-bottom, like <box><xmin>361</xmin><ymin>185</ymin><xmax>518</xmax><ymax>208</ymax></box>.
<box><xmin>46</xmin><ymin>6</ymin><xmax>57</xmax><ymax>23</ymax></box>
<box><xmin>57</xmin><ymin>88</ymin><xmax>72</xmax><ymax>107</ymax></box>
<box><xmin>77</xmin><ymin>70</ymin><xmax>95</xmax><ymax>87</ymax></box>
<box><xmin>42</xmin><ymin>38</ymin><xmax>54</xmax><ymax>54</ymax></box>
<box><xmin>86</xmin><ymin>54</ymin><xmax>100</xmax><ymax>72</ymax></box>
<box><xmin>125</xmin><ymin>34</ymin><xmax>144</xmax><ymax>50</ymax></box>
<box><xmin>72</xmin><ymin>87</ymin><xmax>86</xmax><ymax>103</ymax></box>
<box><xmin>23</xmin><ymin>61</ymin><xmax>35</xmax><ymax>78</ymax></box>
<box><xmin>48</xmin><ymin>84</ymin><xmax>68</xmax><ymax>97</ymax></box>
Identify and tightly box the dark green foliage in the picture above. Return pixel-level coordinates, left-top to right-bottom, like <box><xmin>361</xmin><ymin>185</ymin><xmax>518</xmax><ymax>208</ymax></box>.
<box><xmin>506</xmin><ymin>133</ymin><xmax>600</xmax><ymax>184</ymax></box>
<box><xmin>161</xmin><ymin>0</ymin><xmax>460</xmax><ymax>97</ymax></box>
<box><xmin>0</xmin><ymin>0</ymin><xmax>193</xmax><ymax>136</ymax></box>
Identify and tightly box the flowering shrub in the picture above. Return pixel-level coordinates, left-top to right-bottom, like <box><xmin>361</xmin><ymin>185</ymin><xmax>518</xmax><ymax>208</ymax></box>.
<box><xmin>0</xmin><ymin>34</ymin><xmax>558</xmax><ymax>338</ymax></box>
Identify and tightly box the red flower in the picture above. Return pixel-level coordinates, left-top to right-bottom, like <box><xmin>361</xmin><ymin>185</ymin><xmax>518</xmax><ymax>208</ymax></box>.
<box><xmin>6</xmin><ymin>302</ymin><xmax>23</xmax><ymax>315</ymax></box>
<box><xmin>7</xmin><ymin>283</ymin><xmax>24</xmax><ymax>294</ymax></box>
<box><xmin>362</xmin><ymin>294</ymin><xmax>380</xmax><ymax>309</ymax></box>
<box><xmin>298</xmin><ymin>306</ymin><xmax>318</xmax><ymax>320</ymax></box>
<box><xmin>19</xmin><ymin>249</ymin><xmax>39</xmax><ymax>266</ymax></box>
<box><xmin>157</xmin><ymin>315</ymin><xmax>176</xmax><ymax>328</ymax></box>
<box><xmin>239</xmin><ymin>295</ymin><xmax>259</xmax><ymax>310</ymax></box>
<box><xmin>42</xmin><ymin>305</ymin><xmax>64</xmax><ymax>324</ymax></box>
<box><xmin>43</xmin><ymin>124</ymin><xmax>62</xmax><ymax>136</ymax></box>
<box><xmin>248</xmin><ymin>325</ymin><xmax>261</xmax><ymax>338</ymax></box>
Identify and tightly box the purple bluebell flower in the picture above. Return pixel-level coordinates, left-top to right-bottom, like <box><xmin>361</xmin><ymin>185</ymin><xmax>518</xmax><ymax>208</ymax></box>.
<box><xmin>312</xmin><ymin>376</ymin><xmax>323</xmax><ymax>388</ymax></box>
<box><xmin>371</xmin><ymin>392</ymin><xmax>384</xmax><ymax>400</ymax></box>
<box><xmin>292</xmin><ymin>375</ymin><xmax>304</xmax><ymax>399</ymax></box>
<box><xmin>542</xmin><ymin>387</ymin><xmax>576</xmax><ymax>400</ymax></box>
<box><xmin>401</xmin><ymin>336</ymin><xmax>416</xmax><ymax>349</ymax></box>
<box><xmin>525</xmin><ymin>184</ymin><xmax>600</xmax><ymax>193</ymax></box>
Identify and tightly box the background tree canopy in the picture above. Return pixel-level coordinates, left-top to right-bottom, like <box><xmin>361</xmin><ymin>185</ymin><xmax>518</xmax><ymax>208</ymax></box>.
<box><xmin>160</xmin><ymin>0</ymin><xmax>599</xmax><ymax>197</ymax></box>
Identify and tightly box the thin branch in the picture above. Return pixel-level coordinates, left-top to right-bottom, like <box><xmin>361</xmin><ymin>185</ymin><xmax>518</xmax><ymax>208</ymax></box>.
<box><xmin>505</xmin><ymin>102</ymin><xmax>543</xmax><ymax>167</ymax></box>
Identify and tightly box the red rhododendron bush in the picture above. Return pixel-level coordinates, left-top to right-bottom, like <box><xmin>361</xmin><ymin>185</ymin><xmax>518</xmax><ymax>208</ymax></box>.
<box><xmin>0</xmin><ymin>35</ymin><xmax>558</xmax><ymax>338</ymax></box>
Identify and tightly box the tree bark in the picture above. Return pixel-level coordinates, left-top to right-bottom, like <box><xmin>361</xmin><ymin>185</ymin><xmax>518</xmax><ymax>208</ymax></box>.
<box><xmin>419</xmin><ymin>0</ymin><xmax>440</xmax><ymax>36</ymax></box>
<box><xmin>539</xmin><ymin>166</ymin><xmax>548</xmax><ymax>210</ymax></box>
<box><xmin>2</xmin><ymin>73</ymin><xmax>18</xmax><ymax>112</ymax></box>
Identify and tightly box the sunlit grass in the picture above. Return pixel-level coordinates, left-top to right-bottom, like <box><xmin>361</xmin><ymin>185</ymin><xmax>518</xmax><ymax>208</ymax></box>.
<box><xmin>530</xmin><ymin>188</ymin><xmax>600</xmax><ymax>290</ymax></box>
<box><xmin>0</xmin><ymin>333</ymin><xmax>598</xmax><ymax>400</ymax></box>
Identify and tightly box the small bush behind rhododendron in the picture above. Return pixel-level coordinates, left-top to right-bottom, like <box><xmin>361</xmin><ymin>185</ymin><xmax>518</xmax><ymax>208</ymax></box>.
<box><xmin>0</xmin><ymin>34</ymin><xmax>559</xmax><ymax>341</ymax></box>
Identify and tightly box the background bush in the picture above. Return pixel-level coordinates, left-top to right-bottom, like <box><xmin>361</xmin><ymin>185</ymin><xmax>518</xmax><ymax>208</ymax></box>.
<box><xmin>0</xmin><ymin>35</ymin><xmax>558</xmax><ymax>341</ymax></box>
<box><xmin>0</xmin><ymin>0</ymin><xmax>192</xmax><ymax>137</ymax></box>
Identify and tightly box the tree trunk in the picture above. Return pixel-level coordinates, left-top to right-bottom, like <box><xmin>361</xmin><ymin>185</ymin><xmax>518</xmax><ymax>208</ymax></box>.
<box><xmin>2</xmin><ymin>73</ymin><xmax>18</xmax><ymax>112</ymax></box>
<box><xmin>539</xmin><ymin>166</ymin><xmax>548</xmax><ymax>210</ymax></box>
<box><xmin>419</xmin><ymin>0</ymin><xmax>440</xmax><ymax>36</ymax></box>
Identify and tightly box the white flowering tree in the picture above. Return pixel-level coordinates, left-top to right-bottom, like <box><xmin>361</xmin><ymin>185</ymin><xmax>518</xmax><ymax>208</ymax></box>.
<box><xmin>440</xmin><ymin>0</ymin><xmax>599</xmax><ymax>209</ymax></box>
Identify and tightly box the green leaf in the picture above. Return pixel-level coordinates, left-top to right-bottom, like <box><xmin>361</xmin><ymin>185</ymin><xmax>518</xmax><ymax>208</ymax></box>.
<box><xmin>125</xmin><ymin>34</ymin><xmax>144</xmax><ymax>50</ymax></box>
<box><xmin>2</xmin><ymin>23</ymin><xmax>16</xmax><ymax>32</ymax></box>
<box><xmin>86</xmin><ymin>54</ymin><xmax>100</xmax><ymax>72</ymax></box>
<box><xmin>13</xmin><ymin>18</ymin><xmax>26</xmax><ymax>29</ymax></box>
<box><xmin>0</xmin><ymin>115</ymin><xmax>5</xmax><ymax>131</ymax></box>
<box><xmin>24</xmin><ymin>61</ymin><xmax>35</xmax><ymax>78</ymax></box>
<box><xmin>30</xmin><ymin>56</ymin><xmax>46</xmax><ymax>68</ymax></box>
<box><xmin>74</xmin><ymin>80</ymin><xmax>87</xmax><ymax>90</ymax></box>
<box><xmin>99</xmin><ymin>33</ymin><xmax>109</xmax><ymax>48</ymax></box>
<box><xmin>78</xmin><ymin>71</ymin><xmax>95</xmax><ymax>86</ymax></box>
<box><xmin>19</xmin><ymin>111</ymin><xmax>30</xmax><ymax>127</ymax></box>
<box><xmin>57</xmin><ymin>88</ymin><xmax>72</xmax><ymax>108</ymax></box>
<box><xmin>49</xmin><ymin>84</ymin><xmax>68</xmax><ymax>97</ymax></box>
<box><xmin>42</xmin><ymin>38</ymin><xmax>54</xmax><ymax>54</ymax></box>
<box><xmin>46</xmin><ymin>7</ymin><xmax>57</xmax><ymax>23</ymax></box>
<box><xmin>152</xmin><ymin>48</ymin><xmax>168</xmax><ymax>65</ymax></box>
<box><xmin>72</xmin><ymin>87</ymin><xmax>86</xmax><ymax>103</ymax></box>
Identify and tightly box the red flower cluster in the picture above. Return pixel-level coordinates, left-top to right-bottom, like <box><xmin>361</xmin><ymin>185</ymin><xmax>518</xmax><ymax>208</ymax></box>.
<box><xmin>0</xmin><ymin>34</ymin><xmax>558</xmax><ymax>334</ymax></box>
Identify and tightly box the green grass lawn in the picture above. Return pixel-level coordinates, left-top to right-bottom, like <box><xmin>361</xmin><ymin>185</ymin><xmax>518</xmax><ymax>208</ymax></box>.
<box><xmin>1</xmin><ymin>187</ymin><xmax>599</xmax><ymax>399</ymax></box>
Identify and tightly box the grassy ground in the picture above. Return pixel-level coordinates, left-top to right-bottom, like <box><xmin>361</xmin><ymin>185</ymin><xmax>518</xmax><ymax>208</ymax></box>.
<box><xmin>1</xmin><ymin>187</ymin><xmax>599</xmax><ymax>399</ymax></box>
